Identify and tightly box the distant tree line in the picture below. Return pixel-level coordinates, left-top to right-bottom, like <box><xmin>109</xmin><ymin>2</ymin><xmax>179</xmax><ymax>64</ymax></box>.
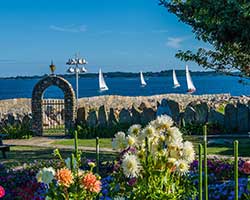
<box><xmin>0</xmin><ymin>70</ymin><xmax>221</xmax><ymax>80</ymax></box>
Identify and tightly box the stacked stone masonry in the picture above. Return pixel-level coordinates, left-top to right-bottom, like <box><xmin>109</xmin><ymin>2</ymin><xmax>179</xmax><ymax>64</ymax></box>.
<box><xmin>0</xmin><ymin>94</ymin><xmax>250</xmax><ymax>134</ymax></box>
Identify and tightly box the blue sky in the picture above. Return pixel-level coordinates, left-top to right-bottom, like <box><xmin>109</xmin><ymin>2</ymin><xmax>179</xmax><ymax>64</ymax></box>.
<box><xmin>0</xmin><ymin>0</ymin><xmax>206</xmax><ymax>77</ymax></box>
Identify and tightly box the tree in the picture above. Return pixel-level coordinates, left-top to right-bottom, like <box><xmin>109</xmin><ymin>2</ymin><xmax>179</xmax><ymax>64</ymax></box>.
<box><xmin>159</xmin><ymin>0</ymin><xmax>250</xmax><ymax>79</ymax></box>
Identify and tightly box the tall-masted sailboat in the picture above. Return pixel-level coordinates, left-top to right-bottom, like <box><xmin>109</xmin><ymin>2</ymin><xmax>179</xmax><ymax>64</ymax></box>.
<box><xmin>99</xmin><ymin>68</ymin><xmax>109</xmax><ymax>91</ymax></box>
<box><xmin>173</xmin><ymin>69</ymin><xmax>180</xmax><ymax>88</ymax></box>
<box><xmin>186</xmin><ymin>65</ymin><xmax>196</xmax><ymax>93</ymax></box>
<box><xmin>140</xmin><ymin>71</ymin><xmax>147</xmax><ymax>87</ymax></box>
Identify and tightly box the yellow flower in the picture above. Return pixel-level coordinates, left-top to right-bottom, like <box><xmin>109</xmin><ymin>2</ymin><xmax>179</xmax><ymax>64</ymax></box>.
<box><xmin>88</xmin><ymin>162</ymin><xmax>96</xmax><ymax>168</ymax></box>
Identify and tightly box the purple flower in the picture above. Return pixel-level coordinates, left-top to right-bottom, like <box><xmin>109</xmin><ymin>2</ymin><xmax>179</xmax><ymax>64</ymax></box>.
<box><xmin>127</xmin><ymin>177</ymin><xmax>137</xmax><ymax>186</ymax></box>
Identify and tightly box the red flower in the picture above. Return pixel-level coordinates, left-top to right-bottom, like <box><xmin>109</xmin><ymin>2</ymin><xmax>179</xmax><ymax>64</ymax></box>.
<box><xmin>0</xmin><ymin>185</ymin><xmax>5</xmax><ymax>198</ymax></box>
<box><xmin>242</xmin><ymin>160</ymin><xmax>250</xmax><ymax>175</ymax></box>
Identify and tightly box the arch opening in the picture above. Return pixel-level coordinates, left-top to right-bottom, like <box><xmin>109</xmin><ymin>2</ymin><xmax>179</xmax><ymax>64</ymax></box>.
<box><xmin>31</xmin><ymin>75</ymin><xmax>76</xmax><ymax>136</ymax></box>
<box><xmin>42</xmin><ymin>86</ymin><xmax>65</xmax><ymax>135</ymax></box>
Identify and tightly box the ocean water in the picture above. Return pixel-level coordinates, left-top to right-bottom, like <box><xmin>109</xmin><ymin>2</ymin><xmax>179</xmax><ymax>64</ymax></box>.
<box><xmin>0</xmin><ymin>75</ymin><xmax>249</xmax><ymax>100</ymax></box>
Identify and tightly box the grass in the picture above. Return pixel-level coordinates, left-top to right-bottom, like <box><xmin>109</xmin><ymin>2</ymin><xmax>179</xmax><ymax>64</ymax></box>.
<box><xmin>1</xmin><ymin>136</ymin><xmax>250</xmax><ymax>168</ymax></box>
<box><xmin>52</xmin><ymin>136</ymin><xmax>250</xmax><ymax>157</ymax></box>
<box><xmin>0</xmin><ymin>145</ymin><xmax>117</xmax><ymax>169</ymax></box>
<box><xmin>185</xmin><ymin>136</ymin><xmax>250</xmax><ymax>157</ymax></box>
<box><xmin>52</xmin><ymin>138</ymin><xmax>112</xmax><ymax>148</ymax></box>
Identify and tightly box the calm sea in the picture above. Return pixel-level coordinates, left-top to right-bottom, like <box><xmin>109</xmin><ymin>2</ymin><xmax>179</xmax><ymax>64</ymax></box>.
<box><xmin>0</xmin><ymin>75</ymin><xmax>249</xmax><ymax>100</ymax></box>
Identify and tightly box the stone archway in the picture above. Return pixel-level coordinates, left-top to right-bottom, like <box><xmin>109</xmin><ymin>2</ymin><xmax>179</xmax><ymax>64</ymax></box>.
<box><xmin>32</xmin><ymin>75</ymin><xmax>76</xmax><ymax>136</ymax></box>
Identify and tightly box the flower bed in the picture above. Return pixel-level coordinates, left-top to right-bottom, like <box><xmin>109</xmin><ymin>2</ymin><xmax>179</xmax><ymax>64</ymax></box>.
<box><xmin>1</xmin><ymin>115</ymin><xmax>250</xmax><ymax>199</ymax></box>
<box><xmin>1</xmin><ymin>158</ymin><xmax>250</xmax><ymax>199</ymax></box>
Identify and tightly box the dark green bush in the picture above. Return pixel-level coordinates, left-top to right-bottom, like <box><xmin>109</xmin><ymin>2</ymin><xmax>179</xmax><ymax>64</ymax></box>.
<box><xmin>180</xmin><ymin>122</ymin><xmax>226</xmax><ymax>135</ymax></box>
<box><xmin>1</xmin><ymin>123</ymin><xmax>34</xmax><ymax>139</ymax></box>
<box><xmin>70</xmin><ymin>123</ymin><xmax>131</xmax><ymax>139</ymax></box>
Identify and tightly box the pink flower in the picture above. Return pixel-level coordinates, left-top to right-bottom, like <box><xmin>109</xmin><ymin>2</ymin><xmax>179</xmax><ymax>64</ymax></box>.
<box><xmin>0</xmin><ymin>185</ymin><xmax>5</xmax><ymax>198</ymax></box>
<box><xmin>242</xmin><ymin>160</ymin><xmax>250</xmax><ymax>175</ymax></box>
<box><xmin>81</xmin><ymin>172</ymin><xmax>101</xmax><ymax>193</ymax></box>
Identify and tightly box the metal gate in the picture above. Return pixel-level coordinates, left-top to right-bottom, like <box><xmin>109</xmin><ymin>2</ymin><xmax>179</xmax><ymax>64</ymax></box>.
<box><xmin>42</xmin><ymin>99</ymin><xmax>65</xmax><ymax>135</ymax></box>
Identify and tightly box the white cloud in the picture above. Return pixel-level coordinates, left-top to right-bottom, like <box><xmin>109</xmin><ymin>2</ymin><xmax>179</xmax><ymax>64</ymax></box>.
<box><xmin>166</xmin><ymin>37</ymin><xmax>185</xmax><ymax>49</ymax></box>
<box><xmin>49</xmin><ymin>25</ymin><xmax>87</xmax><ymax>33</ymax></box>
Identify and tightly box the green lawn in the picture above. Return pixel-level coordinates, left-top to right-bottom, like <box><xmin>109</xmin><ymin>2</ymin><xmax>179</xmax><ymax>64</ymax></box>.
<box><xmin>52</xmin><ymin>138</ymin><xmax>112</xmax><ymax>148</ymax></box>
<box><xmin>0</xmin><ymin>145</ymin><xmax>117</xmax><ymax>169</ymax></box>
<box><xmin>185</xmin><ymin>136</ymin><xmax>250</xmax><ymax>157</ymax></box>
<box><xmin>1</xmin><ymin>136</ymin><xmax>250</xmax><ymax>169</ymax></box>
<box><xmin>52</xmin><ymin>136</ymin><xmax>250</xmax><ymax>157</ymax></box>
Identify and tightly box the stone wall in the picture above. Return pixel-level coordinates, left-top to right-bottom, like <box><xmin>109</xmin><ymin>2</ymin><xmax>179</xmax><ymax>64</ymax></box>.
<box><xmin>76</xmin><ymin>98</ymin><xmax>250</xmax><ymax>133</ymax></box>
<box><xmin>0</xmin><ymin>94</ymin><xmax>250</xmax><ymax>133</ymax></box>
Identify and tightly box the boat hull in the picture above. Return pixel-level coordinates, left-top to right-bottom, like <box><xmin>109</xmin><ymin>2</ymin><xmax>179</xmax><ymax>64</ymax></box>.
<box><xmin>187</xmin><ymin>89</ymin><xmax>196</xmax><ymax>94</ymax></box>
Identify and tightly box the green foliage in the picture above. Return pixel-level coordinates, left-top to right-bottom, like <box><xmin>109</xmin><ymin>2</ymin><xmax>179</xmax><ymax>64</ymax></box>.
<box><xmin>181</xmin><ymin>122</ymin><xmax>225</xmax><ymax>135</ymax></box>
<box><xmin>71</xmin><ymin>123</ymin><xmax>131</xmax><ymax>139</ymax></box>
<box><xmin>38</xmin><ymin>132</ymin><xmax>102</xmax><ymax>200</ymax></box>
<box><xmin>1</xmin><ymin>123</ymin><xmax>34</xmax><ymax>139</ymax></box>
<box><xmin>160</xmin><ymin>0</ymin><xmax>250</xmax><ymax>78</ymax></box>
<box><xmin>110</xmin><ymin>150</ymin><xmax>197</xmax><ymax>200</ymax></box>
<box><xmin>130</xmin><ymin>162</ymin><xmax>197</xmax><ymax>200</ymax></box>
<box><xmin>216</xmin><ymin>104</ymin><xmax>226</xmax><ymax>115</ymax></box>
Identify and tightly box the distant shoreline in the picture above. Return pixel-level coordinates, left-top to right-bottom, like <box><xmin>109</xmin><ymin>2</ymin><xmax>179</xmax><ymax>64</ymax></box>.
<box><xmin>0</xmin><ymin>70</ymin><xmax>222</xmax><ymax>80</ymax></box>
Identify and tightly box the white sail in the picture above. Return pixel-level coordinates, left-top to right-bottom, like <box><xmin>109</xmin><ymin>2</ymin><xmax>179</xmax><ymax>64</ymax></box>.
<box><xmin>99</xmin><ymin>68</ymin><xmax>109</xmax><ymax>91</ymax></box>
<box><xmin>140</xmin><ymin>71</ymin><xmax>147</xmax><ymax>86</ymax></box>
<box><xmin>173</xmin><ymin>69</ymin><xmax>180</xmax><ymax>88</ymax></box>
<box><xmin>186</xmin><ymin>65</ymin><xmax>196</xmax><ymax>93</ymax></box>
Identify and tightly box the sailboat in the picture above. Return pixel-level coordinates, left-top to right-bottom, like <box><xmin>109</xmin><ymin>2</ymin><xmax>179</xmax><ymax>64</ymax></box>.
<box><xmin>173</xmin><ymin>69</ymin><xmax>180</xmax><ymax>88</ymax></box>
<box><xmin>140</xmin><ymin>71</ymin><xmax>147</xmax><ymax>87</ymax></box>
<box><xmin>186</xmin><ymin>65</ymin><xmax>196</xmax><ymax>93</ymax></box>
<box><xmin>99</xmin><ymin>68</ymin><xmax>109</xmax><ymax>91</ymax></box>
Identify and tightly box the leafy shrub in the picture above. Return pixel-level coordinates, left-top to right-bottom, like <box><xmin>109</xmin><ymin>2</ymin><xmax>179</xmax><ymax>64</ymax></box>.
<box><xmin>110</xmin><ymin>115</ymin><xmax>197</xmax><ymax>199</ymax></box>
<box><xmin>70</xmin><ymin>123</ymin><xmax>131</xmax><ymax>139</ymax></box>
<box><xmin>180</xmin><ymin>122</ymin><xmax>226</xmax><ymax>135</ymax></box>
<box><xmin>1</xmin><ymin>123</ymin><xmax>34</xmax><ymax>139</ymax></box>
<box><xmin>216</xmin><ymin>104</ymin><xmax>226</xmax><ymax>115</ymax></box>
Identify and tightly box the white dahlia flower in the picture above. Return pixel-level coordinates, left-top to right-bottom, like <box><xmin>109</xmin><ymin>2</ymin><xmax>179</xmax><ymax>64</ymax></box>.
<box><xmin>36</xmin><ymin>167</ymin><xmax>55</xmax><ymax>185</ymax></box>
<box><xmin>112</xmin><ymin>131</ymin><xmax>127</xmax><ymax>150</ymax></box>
<box><xmin>127</xmin><ymin>135</ymin><xmax>137</xmax><ymax>147</ymax></box>
<box><xmin>122</xmin><ymin>153</ymin><xmax>141</xmax><ymax>178</ymax></box>
<box><xmin>151</xmin><ymin>115</ymin><xmax>173</xmax><ymax>130</ymax></box>
<box><xmin>166</xmin><ymin>127</ymin><xmax>183</xmax><ymax>144</ymax></box>
<box><xmin>167</xmin><ymin>141</ymin><xmax>183</xmax><ymax>159</ymax></box>
<box><xmin>182</xmin><ymin>141</ymin><xmax>195</xmax><ymax>163</ymax></box>
<box><xmin>141</xmin><ymin>124</ymin><xmax>157</xmax><ymax>139</ymax></box>
<box><xmin>175</xmin><ymin>159</ymin><xmax>189</xmax><ymax>175</ymax></box>
<box><xmin>128</xmin><ymin>124</ymin><xmax>141</xmax><ymax>136</ymax></box>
